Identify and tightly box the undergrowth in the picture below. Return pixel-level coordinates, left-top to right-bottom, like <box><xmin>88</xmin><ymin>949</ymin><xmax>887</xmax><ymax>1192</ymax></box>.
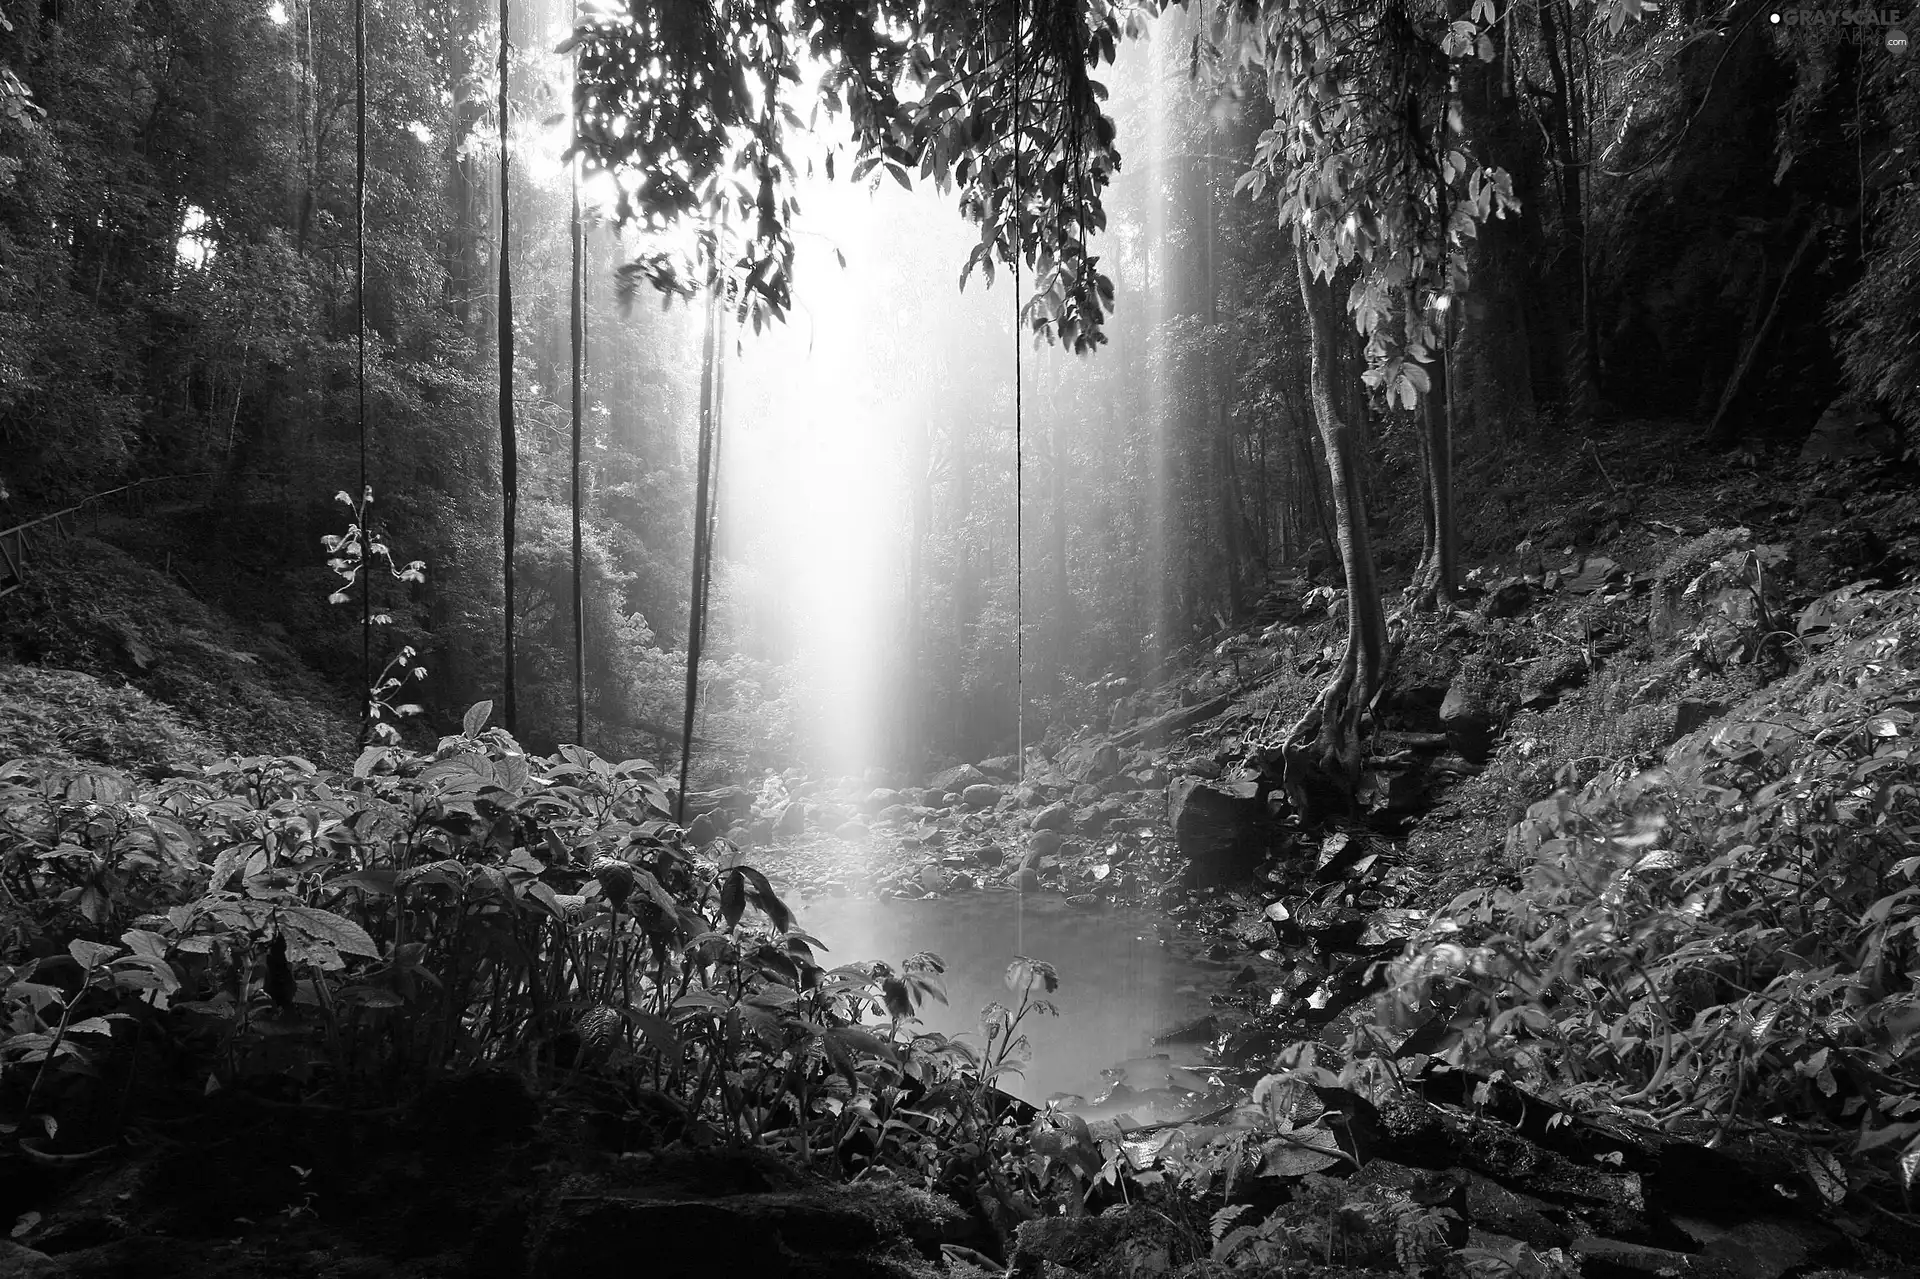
<box><xmin>1387</xmin><ymin>581</ymin><xmax>1920</xmax><ymax>1208</ymax></box>
<box><xmin>0</xmin><ymin>704</ymin><xmax>1105</xmax><ymax>1235</ymax></box>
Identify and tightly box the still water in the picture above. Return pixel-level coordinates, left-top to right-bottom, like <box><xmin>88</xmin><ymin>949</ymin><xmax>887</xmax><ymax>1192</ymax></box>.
<box><xmin>791</xmin><ymin>891</ymin><xmax>1218</xmax><ymax>1104</ymax></box>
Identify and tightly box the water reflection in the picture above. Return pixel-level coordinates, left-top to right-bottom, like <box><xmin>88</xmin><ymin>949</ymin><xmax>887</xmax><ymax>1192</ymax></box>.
<box><xmin>793</xmin><ymin>891</ymin><xmax>1215</xmax><ymax>1104</ymax></box>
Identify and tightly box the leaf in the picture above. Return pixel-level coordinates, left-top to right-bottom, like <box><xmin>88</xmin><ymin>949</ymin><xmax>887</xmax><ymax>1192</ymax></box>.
<box><xmin>719</xmin><ymin>869</ymin><xmax>747</xmax><ymax>929</ymax></box>
<box><xmin>67</xmin><ymin>940</ymin><xmax>120</xmax><ymax>970</ymax></box>
<box><xmin>462</xmin><ymin>701</ymin><xmax>493</xmax><ymax>737</ymax></box>
<box><xmin>1805</xmin><ymin>1148</ymin><xmax>1848</xmax><ymax>1205</ymax></box>
<box><xmin>279</xmin><ymin>906</ymin><xmax>380</xmax><ymax>958</ymax></box>
<box><xmin>1256</xmin><ymin>1125</ymin><xmax>1344</xmax><ymax>1177</ymax></box>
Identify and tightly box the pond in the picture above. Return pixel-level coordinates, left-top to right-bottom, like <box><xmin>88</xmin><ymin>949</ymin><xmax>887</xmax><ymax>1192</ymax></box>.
<box><xmin>792</xmin><ymin>890</ymin><xmax>1221</xmax><ymax>1104</ymax></box>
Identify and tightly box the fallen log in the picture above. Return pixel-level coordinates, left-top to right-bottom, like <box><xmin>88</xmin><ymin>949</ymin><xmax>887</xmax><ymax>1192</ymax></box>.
<box><xmin>1110</xmin><ymin>692</ymin><xmax>1238</xmax><ymax>748</ymax></box>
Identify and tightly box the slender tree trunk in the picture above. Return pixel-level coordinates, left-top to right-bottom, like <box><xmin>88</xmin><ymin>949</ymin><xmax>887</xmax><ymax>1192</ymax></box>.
<box><xmin>1279</xmin><ymin>241</ymin><xmax>1385</xmax><ymax>822</ymax></box>
<box><xmin>497</xmin><ymin>0</ymin><xmax>517</xmax><ymax>732</ymax></box>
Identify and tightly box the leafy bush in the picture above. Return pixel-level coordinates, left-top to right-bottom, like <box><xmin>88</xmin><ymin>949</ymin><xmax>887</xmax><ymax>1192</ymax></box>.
<box><xmin>1386</xmin><ymin>583</ymin><xmax>1920</xmax><ymax>1203</ymax></box>
<box><xmin>0</xmin><ymin>704</ymin><xmax>1046</xmax><ymax>1193</ymax></box>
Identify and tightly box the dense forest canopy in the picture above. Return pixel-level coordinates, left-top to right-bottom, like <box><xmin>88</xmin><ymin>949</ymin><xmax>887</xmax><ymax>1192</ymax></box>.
<box><xmin>0</xmin><ymin>0</ymin><xmax>1912</xmax><ymax>781</ymax></box>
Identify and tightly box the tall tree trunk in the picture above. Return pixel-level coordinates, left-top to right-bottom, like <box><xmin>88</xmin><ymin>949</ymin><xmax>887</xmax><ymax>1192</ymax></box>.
<box><xmin>1280</xmin><ymin>241</ymin><xmax>1385</xmax><ymax>822</ymax></box>
<box><xmin>497</xmin><ymin>0</ymin><xmax>517</xmax><ymax>732</ymax></box>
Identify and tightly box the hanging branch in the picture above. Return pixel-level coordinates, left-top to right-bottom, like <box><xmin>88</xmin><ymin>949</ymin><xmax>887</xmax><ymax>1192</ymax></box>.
<box><xmin>570</xmin><ymin>64</ymin><xmax>587</xmax><ymax>749</ymax></box>
<box><xmin>498</xmin><ymin>0</ymin><xmax>518</xmax><ymax>733</ymax></box>
<box><xmin>355</xmin><ymin>0</ymin><xmax>370</xmax><ymax>737</ymax></box>
<box><xmin>1011</xmin><ymin>0</ymin><xmax>1025</xmax><ymax>785</ymax></box>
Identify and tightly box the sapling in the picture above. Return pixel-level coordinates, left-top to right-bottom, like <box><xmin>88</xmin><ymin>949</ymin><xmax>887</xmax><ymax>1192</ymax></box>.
<box><xmin>321</xmin><ymin>487</ymin><xmax>427</xmax><ymax>745</ymax></box>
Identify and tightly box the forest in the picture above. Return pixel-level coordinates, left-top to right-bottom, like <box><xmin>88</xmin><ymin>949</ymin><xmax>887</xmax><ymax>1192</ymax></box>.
<box><xmin>2</xmin><ymin>0</ymin><xmax>1920</xmax><ymax>1276</ymax></box>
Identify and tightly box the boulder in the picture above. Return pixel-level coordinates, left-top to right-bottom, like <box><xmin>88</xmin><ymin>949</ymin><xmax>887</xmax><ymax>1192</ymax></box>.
<box><xmin>1481</xmin><ymin>579</ymin><xmax>1535</xmax><ymax>620</ymax></box>
<box><xmin>1012</xmin><ymin>784</ymin><xmax>1047</xmax><ymax>808</ymax></box>
<box><xmin>1074</xmin><ymin>805</ymin><xmax>1110</xmax><ymax>836</ymax></box>
<box><xmin>1167</xmin><ymin>777</ymin><xmax>1270</xmax><ymax>886</ymax></box>
<box><xmin>1069</xmin><ymin>742</ymin><xmax>1124</xmax><ymax>782</ymax></box>
<box><xmin>960</xmin><ymin>783</ymin><xmax>1001</xmax><ymax>810</ymax></box>
<box><xmin>977</xmin><ymin>755</ymin><xmax>1020</xmax><ymax>780</ymax></box>
<box><xmin>930</xmin><ymin>763</ymin><xmax>989</xmax><ymax>792</ymax></box>
<box><xmin>1440</xmin><ymin>683</ymin><xmax>1499</xmax><ymax>763</ymax></box>
<box><xmin>1031</xmin><ymin>802</ymin><xmax>1074</xmax><ymax>833</ymax></box>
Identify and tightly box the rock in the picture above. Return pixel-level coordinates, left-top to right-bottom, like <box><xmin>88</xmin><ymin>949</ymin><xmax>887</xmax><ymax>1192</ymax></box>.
<box><xmin>1029</xmin><ymin>830</ymin><xmax>1064</xmax><ymax>859</ymax></box>
<box><xmin>834</xmin><ymin>821</ymin><xmax>870</xmax><ymax>843</ymax></box>
<box><xmin>960</xmin><ymin>783</ymin><xmax>1001</xmax><ymax>810</ymax></box>
<box><xmin>1569</xmin><ymin>1235</ymin><xmax>1736</xmax><ymax>1277</ymax></box>
<box><xmin>930</xmin><ymin>763</ymin><xmax>989</xmax><ymax>792</ymax></box>
<box><xmin>1071</xmin><ymin>783</ymin><xmax>1100</xmax><ymax>804</ymax></box>
<box><xmin>1481</xmin><ymin>579</ymin><xmax>1536</xmax><ymax>619</ymax></box>
<box><xmin>774</xmin><ymin>801</ymin><xmax>806</xmax><ymax>838</ymax></box>
<box><xmin>1069</xmin><ymin>742</ymin><xmax>1123</xmax><ymax>782</ymax></box>
<box><xmin>1012</xmin><ymin>784</ymin><xmax>1046</xmax><ymax>808</ymax></box>
<box><xmin>1562</xmin><ymin>555</ymin><xmax>1625</xmax><ymax>595</ymax></box>
<box><xmin>1800</xmin><ymin>396</ymin><xmax>1899</xmax><ymax>464</ymax></box>
<box><xmin>1439</xmin><ymin>682</ymin><xmax>1499</xmax><ymax>763</ymax></box>
<box><xmin>675</xmin><ymin>786</ymin><xmax>755</xmax><ymax>824</ymax></box>
<box><xmin>1074</xmin><ymin>805</ymin><xmax>1110</xmax><ymax>836</ymax></box>
<box><xmin>1031</xmin><ymin>802</ymin><xmax>1074</xmax><ymax>833</ymax></box>
<box><xmin>874</xmin><ymin>804</ymin><xmax>911</xmax><ymax>824</ymax></box>
<box><xmin>860</xmin><ymin>788</ymin><xmax>900</xmax><ymax>814</ymax></box>
<box><xmin>1166</xmin><ymin>777</ymin><xmax>1270</xmax><ymax>886</ymax></box>
<box><xmin>977</xmin><ymin>755</ymin><xmax>1020</xmax><ymax>780</ymax></box>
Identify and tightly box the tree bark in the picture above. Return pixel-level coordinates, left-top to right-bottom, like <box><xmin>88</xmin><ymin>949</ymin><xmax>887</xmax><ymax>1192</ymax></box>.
<box><xmin>1281</xmin><ymin>240</ymin><xmax>1385</xmax><ymax>823</ymax></box>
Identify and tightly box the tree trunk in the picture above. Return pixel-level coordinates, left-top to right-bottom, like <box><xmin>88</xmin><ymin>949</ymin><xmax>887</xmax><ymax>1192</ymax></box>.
<box><xmin>1410</xmin><ymin>296</ymin><xmax>1458</xmax><ymax>610</ymax></box>
<box><xmin>1281</xmin><ymin>240</ymin><xmax>1385</xmax><ymax>823</ymax></box>
<box><xmin>497</xmin><ymin>0</ymin><xmax>516</xmax><ymax>732</ymax></box>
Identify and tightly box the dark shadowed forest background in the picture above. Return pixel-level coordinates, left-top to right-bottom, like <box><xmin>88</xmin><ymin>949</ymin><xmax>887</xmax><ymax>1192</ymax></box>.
<box><xmin>5</xmin><ymin>2</ymin><xmax>1920</xmax><ymax>1277</ymax></box>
